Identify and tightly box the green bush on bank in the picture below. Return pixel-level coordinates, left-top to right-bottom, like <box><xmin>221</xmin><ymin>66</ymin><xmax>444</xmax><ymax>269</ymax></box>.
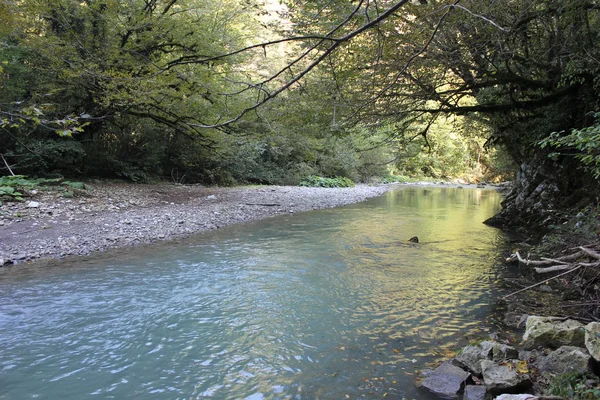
<box><xmin>299</xmin><ymin>175</ymin><xmax>355</xmax><ymax>188</ymax></box>
<box><xmin>0</xmin><ymin>175</ymin><xmax>86</xmax><ymax>204</ymax></box>
<box><xmin>547</xmin><ymin>372</ymin><xmax>600</xmax><ymax>399</ymax></box>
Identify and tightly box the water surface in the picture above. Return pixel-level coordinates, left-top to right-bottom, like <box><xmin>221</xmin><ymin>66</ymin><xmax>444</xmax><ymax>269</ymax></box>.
<box><xmin>0</xmin><ymin>187</ymin><xmax>507</xmax><ymax>399</ymax></box>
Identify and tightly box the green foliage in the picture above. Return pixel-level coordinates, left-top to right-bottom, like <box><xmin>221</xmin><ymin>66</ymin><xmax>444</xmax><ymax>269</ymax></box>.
<box><xmin>539</xmin><ymin>112</ymin><xmax>600</xmax><ymax>179</ymax></box>
<box><xmin>547</xmin><ymin>372</ymin><xmax>600</xmax><ymax>400</ymax></box>
<box><xmin>299</xmin><ymin>175</ymin><xmax>355</xmax><ymax>188</ymax></box>
<box><xmin>0</xmin><ymin>175</ymin><xmax>85</xmax><ymax>203</ymax></box>
<box><xmin>380</xmin><ymin>175</ymin><xmax>413</xmax><ymax>184</ymax></box>
<box><xmin>7</xmin><ymin>139</ymin><xmax>86</xmax><ymax>177</ymax></box>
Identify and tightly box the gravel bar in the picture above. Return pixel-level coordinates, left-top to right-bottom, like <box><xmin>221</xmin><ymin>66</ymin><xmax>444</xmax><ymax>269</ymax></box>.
<box><xmin>0</xmin><ymin>183</ymin><xmax>396</xmax><ymax>266</ymax></box>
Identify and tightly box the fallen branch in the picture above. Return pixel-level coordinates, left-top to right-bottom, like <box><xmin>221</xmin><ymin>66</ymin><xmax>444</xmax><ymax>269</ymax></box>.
<box><xmin>534</xmin><ymin>265</ymin><xmax>577</xmax><ymax>274</ymax></box>
<box><xmin>502</xmin><ymin>265</ymin><xmax>583</xmax><ymax>299</ymax></box>
<box><xmin>1</xmin><ymin>154</ymin><xmax>15</xmax><ymax>176</ymax></box>
<box><xmin>580</xmin><ymin>247</ymin><xmax>600</xmax><ymax>260</ymax></box>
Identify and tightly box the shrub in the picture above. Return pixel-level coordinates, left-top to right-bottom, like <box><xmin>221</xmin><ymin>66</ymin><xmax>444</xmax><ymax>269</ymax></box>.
<box><xmin>547</xmin><ymin>372</ymin><xmax>600</xmax><ymax>400</ymax></box>
<box><xmin>299</xmin><ymin>175</ymin><xmax>355</xmax><ymax>188</ymax></box>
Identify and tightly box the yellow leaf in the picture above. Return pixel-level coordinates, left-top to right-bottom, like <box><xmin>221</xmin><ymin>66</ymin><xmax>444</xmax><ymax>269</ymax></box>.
<box><xmin>393</xmin><ymin>348</ymin><xmax>400</xmax><ymax>354</ymax></box>
<box><xmin>517</xmin><ymin>360</ymin><xmax>529</xmax><ymax>374</ymax></box>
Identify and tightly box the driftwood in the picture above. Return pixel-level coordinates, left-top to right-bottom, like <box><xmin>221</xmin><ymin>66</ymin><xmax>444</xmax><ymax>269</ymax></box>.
<box><xmin>504</xmin><ymin>244</ymin><xmax>600</xmax><ymax>299</ymax></box>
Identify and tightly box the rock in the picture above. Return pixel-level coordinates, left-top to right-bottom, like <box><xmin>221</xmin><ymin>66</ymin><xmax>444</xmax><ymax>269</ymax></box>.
<box><xmin>481</xmin><ymin>360</ymin><xmax>532</xmax><ymax>394</ymax></box>
<box><xmin>504</xmin><ymin>313</ymin><xmax>528</xmax><ymax>329</ymax></box>
<box><xmin>206</xmin><ymin>195</ymin><xmax>217</xmax><ymax>200</ymax></box>
<box><xmin>408</xmin><ymin>236</ymin><xmax>419</xmax><ymax>243</ymax></box>
<box><xmin>27</xmin><ymin>201</ymin><xmax>40</xmax><ymax>208</ymax></box>
<box><xmin>523</xmin><ymin>316</ymin><xmax>585</xmax><ymax>349</ymax></box>
<box><xmin>421</xmin><ymin>361</ymin><xmax>470</xmax><ymax>399</ymax></box>
<box><xmin>464</xmin><ymin>385</ymin><xmax>486</xmax><ymax>400</ymax></box>
<box><xmin>494</xmin><ymin>395</ymin><xmax>537</xmax><ymax>400</ymax></box>
<box><xmin>492</xmin><ymin>343</ymin><xmax>519</xmax><ymax>361</ymax></box>
<box><xmin>455</xmin><ymin>341</ymin><xmax>494</xmax><ymax>375</ymax></box>
<box><xmin>585</xmin><ymin>322</ymin><xmax>600</xmax><ymax>362</ymax></box>
<box><xmin>537</xmin><ymin>346</ymin><xmax>590</xmax><ymax>374</ymax></box>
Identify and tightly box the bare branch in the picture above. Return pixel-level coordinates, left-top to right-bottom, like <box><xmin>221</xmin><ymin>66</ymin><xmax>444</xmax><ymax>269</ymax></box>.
<box><xmin>189</xmin><ymin>0</ymin><xmax>413</xmax><ymax>129</ymax></box>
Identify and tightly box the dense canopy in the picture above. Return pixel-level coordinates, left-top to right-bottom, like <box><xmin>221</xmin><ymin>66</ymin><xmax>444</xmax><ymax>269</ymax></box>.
<box><xmin>1</xmin><ymin>0</ymin><xmax>599</xmax><ymax>200</ymax></box>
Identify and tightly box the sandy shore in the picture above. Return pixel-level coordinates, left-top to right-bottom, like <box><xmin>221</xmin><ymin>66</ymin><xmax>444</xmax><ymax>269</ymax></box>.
<box><xmin>0</xmin><ymin>183</ymin><xmax>399</xmax><ymax>265</ymax></box>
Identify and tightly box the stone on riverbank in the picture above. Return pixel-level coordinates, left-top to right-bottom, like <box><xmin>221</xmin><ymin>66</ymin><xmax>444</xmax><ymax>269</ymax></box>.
<box><xmin>537</xmin><ymin>346</ymin><xmax>590</xmax><ymax>374</ymax></box>
<box><xmin>523</xmin><ymin>316</ymin><xmax>585</xmax><ymax>349</ymax></box>
<box><xmin>585</xmin><ymin>322</ymin><xmax>600</xmax><ymax>362</ymax></box>
<box><xmin>455</xmin><ymin>341</ymin><xmax>519</xmax><ymax>376</ymax></box>
<box><xmin>455</xmin><ymin>342</ymin><xmax>494</xmax><ymax>375</ymax></box>
<box><xmin>481</xmin><ymin>360</ymin><xmax>532</xmax><ymax>394</ymax></box>
<box><xmin>494</xmin><ymin>395</ymin><xmax>537</xmax><ymax>400</ymax></box>
<box><xmin>421</xmin><ymin>361</ymin><xmax>470</xmax><ymax>399</ymax></box>
<box><xmin>492</xmin><ymin>343</ymin><xmax>519</xmax><ymax>361</ymax></box>
<box><xmin>463</xmin><ymin>384</ymin><xmax>486</xmax><ymax>400</ymax></box>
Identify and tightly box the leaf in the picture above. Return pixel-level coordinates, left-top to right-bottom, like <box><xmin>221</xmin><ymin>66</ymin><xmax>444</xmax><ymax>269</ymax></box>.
<box><xmin>517</xmin><ymin>360</ymin><xmax>528</xmax><ymax>374</ymax></box>
<box><xmin>393</xmin><ymin>348</ymin><xmax>400</xmax><ymax>354</ymax></box>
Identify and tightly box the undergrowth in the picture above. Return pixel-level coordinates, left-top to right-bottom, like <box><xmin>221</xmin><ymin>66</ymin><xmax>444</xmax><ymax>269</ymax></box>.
<box><xmin>547</xmin><ymin>372</ymin><xmax>600</xmax><ymax>399</ymax></box>
<box><xmin>299</xmin><ymin>175</ymin><xmax>355</xmax><ymax>188</ymax></box>
<box><xmin>0</xmin><ymin>175</ymin><xmax>86</xmax><ymax>204</ymax></box>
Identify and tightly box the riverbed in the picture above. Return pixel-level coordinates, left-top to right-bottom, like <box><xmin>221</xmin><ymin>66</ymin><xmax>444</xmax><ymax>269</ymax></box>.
<box><xmin>0</xmin><ymin>187</ymin><xmax>508</xmax><ymax>399</ymax></box>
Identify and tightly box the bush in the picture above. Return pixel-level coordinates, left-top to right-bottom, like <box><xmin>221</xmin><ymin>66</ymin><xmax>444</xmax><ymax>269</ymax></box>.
<box><xmin>547</xmin><ymin>372</ymin><xmax>600</xmax><ymax>400</ymax></box>
<box><xmin>8</xmin><ymin>139</ymin><xmax>86</xmax><ymax>177</ymax></box>
<box><xmin>380</xmin><ymin>174</ymin><xmax>413</xmax><ymax>184</ymax></box>
<box><xmin>299</xmin><ymin>175</ymin><xmax>355</xmax><ymax>188</ymax></box>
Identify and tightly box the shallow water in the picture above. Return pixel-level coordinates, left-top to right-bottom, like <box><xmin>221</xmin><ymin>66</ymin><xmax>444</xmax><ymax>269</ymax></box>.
<box><xmin>0</xmin><ymin>187</ymin><xmax>507</xmax><ymax>399</ymax></box>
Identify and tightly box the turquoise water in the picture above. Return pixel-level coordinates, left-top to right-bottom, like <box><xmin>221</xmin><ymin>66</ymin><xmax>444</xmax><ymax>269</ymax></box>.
<box><xmin>0</xmin><ymin>187</ymin><xmax>507</xmax><ymax>399</ymax></box>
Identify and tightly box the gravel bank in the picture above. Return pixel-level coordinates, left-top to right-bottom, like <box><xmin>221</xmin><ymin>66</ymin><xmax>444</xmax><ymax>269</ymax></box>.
<box><xmin>0</xmin><ymin>183</ymin><xmax>395</xmax><ymax>265</ymax></box>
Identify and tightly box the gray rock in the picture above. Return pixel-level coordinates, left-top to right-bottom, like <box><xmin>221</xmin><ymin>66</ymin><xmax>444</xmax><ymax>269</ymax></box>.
<box><xmin>421</xmin><ymin>361</ymin><xmax>470</xmax><ymax>399</ymax></box>
<box><xmin>537</xmin><ymin>346</ymin><xmax>590</xmax><ymax>374</ymax></box>
<box><xmin>585</xmin><ymin>322</ymin><xmax>600</xmax><ymax>362</ymax></box>
<box><xmin>523</xmin><ymin>316</ymin><xmax>585</xmax><ymax>349</ymax></box>
<box><xmin>464</xmin><ymin>385</ymin><xmax>486</xmax><ymax>400</ymax></box>
<box><xmin>455</xmin><ymin>341</ymin><xmax>494</xmax><ymax>375</ymax></box>
<box><xmin>27</xmin><ymin>201</ymin><xmax>40</xmax><ymax>208</ymax></box>
<box><xmin>492</xmin><ymin>343</ymin><xmax>519</xmax><ymax>361</ymax></box>
<box><xmin>481</xmin><ymin>360</ymin><xmax>532</xmax><ymax>394</ymax></box>
<box><xmin>494</xmin><ymin>395</ymin><xmax>537</xmax><ymax>400</ymax></box>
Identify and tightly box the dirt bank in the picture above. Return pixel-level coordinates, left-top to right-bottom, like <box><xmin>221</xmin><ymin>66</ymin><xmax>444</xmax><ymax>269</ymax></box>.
<box><xmin>0</xmin><ymin>183</ymin><xmax>399</xmax><ymax>265</ymax></box>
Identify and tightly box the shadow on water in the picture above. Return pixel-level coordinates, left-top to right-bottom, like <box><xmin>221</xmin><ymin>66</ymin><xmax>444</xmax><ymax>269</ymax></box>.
<box><xmin>0</xmin><ymin>187</ymin><xmax>509</xmax><ymax>399</ymax></box>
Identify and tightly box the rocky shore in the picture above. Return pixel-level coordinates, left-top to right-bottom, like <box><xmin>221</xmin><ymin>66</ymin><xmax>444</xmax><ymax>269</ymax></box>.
<box><xmin>420</xmin><ymin>316</ymin><xmax>600</xmax><ymax>400</ymax></box>
<box><xmin>0</xmin><ymin>182</ymin><xmax>397</xmax><ymax>266</ymax></box>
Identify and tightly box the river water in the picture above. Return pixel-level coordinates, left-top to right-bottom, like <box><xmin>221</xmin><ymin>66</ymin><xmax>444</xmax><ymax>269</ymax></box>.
<box><xmin>0</xmin><ymin>187</ymin><xmax>508</xmax><ymax>399</ymax></box>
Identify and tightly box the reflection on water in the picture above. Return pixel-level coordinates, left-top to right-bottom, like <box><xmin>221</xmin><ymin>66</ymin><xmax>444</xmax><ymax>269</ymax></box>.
<box><xmin>0</xmin><ymin>187</ymin><xmax>507</xmax><ymax>399</ymax></box>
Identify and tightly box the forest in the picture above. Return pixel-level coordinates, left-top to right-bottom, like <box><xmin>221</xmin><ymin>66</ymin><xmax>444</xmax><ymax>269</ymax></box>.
<box><xmin>1</xmin><ymin>0</ymin><xmax>599</xmax><ymax>226</ymax></box>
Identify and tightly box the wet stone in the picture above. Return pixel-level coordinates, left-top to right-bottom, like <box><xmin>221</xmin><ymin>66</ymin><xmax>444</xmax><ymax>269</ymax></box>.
<box><xmin>421</xmin><ymin>361</ymin><xmax>470</xmax><ymax>399</ymax></box>
<box><xmin>464</xmin><ymin>385</ymin><xmax>486</xmax><ymax>400</ymax></box>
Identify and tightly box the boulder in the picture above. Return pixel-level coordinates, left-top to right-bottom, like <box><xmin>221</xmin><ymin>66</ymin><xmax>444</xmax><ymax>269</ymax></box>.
<box><xmin>463</xmin><ymin>385</ymin><xmax>486</xmax><ymax>400</ymax></box>
<box><xmin>455</xmin><ymin>341</ymin><xmax>519</xmax><ymax>376</ymax></box>
<box><xmin>585</xmin><ymin>322</ymin><xmax>600</xmax><ymax>362</ymax></box>
<box><xmin>421</xmin><ymin>361</ymin><xmax>470</xmax><ymax>399</ymax></box>
<box><xmin>537</xmin><ymin>346</ymin><xmax>590</xmax><ymax>374</ymax></box>
<box><xmin>455</xmin><ymin>341</ymin><xmax>494</xmax><ymax>375</ymax></box>
<box><xmin>481</xmin><ymin>360</ymin><xmax>532</xmax><ymax>394</ymax></box>
<box><xmin>492</xmin><ymin>343</ymin><xmax>519</xmax><ymax>361</ymax></box>
<box><xmin>523</xmin><ymin>316</ymin><xmax>585</xmax><ymax>349</ymax></box>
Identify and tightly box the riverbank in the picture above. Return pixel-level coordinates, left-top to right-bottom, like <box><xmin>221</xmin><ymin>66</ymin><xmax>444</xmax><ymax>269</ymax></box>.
<box><xmin>1</xmin><ymin>182</ymin><xmax>405</xmax><ymax>266</ymax></box>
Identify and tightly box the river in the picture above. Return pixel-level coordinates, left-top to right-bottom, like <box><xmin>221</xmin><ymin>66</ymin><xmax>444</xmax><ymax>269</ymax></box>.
<box><xmin>0</xmin><ymin>186</ymin><xmax>508</xmax><ymax>399</ymax></box>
